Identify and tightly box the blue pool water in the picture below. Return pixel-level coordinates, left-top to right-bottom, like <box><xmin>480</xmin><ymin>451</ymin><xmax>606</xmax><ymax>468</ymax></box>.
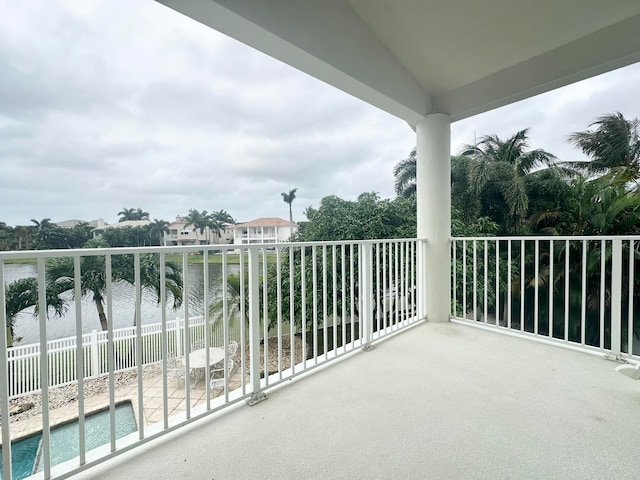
<box><xmin>0</xmin><ymin>402</ymin><xmax>137</xmax><ymax>480</ymax></box>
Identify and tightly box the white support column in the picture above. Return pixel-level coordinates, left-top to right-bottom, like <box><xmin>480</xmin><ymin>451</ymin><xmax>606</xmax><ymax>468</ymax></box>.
<box><xmin>416</xmin><ymin>114</ymin><xmax>451</xmax><ymax>322</ymax></box>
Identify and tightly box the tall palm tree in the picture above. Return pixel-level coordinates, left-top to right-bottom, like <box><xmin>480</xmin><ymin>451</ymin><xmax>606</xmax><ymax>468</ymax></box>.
<box><xmin>281</xmin><ymin>188</ymin><xmax>297</xmax><ymax>239</ymax></box>
<box><xmin>461</xmin><ymin>129</ymin><xmax>556</xmax><ymax>233</ymax></box>
<box><xmin>4</xmin><ymin>277</ymin><xmax>67</xmax><ymax>346</ymax></box>
<box><xmin>184</xmin><ymin>209</ymin><xmax>209</xmax><ymax>244</ymax></box>
<box><xmin>148</xmin><ymin>219</ymin><xmax>170</xmax><ymax>246</ymax></box>
<box><xmin>568</xmin><ymin>112</ymin><xmax>640</xmax><ymax>186</ymax></box>
<box><xmin>46</xmin><ymin>238</ymin><xmax>183</xmax><ymax>331</ymax></box>
<box><xmin>393</xmin><ymin>148</ymin><xmax>417</xmax><ymax>198</ymax></box>
<box><xmin>209</xmin><ymin>273</ymin><xmax>249</xmax><ymax>325</ymax></box>
<box><xmin>30</xmin><ymin>218</ymin><xmax>59</xmax><ymax>249</ymax></box>
<box><xmin>117</xmin><ymin>207</ymin><xmax>150</xmax><ymax>222</ymax></box>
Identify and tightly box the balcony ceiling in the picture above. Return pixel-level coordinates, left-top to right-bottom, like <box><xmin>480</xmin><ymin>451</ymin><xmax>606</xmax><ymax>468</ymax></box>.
<box><xmin>157</xmin><ymin>0</ymin><xmax>640</xmax><ymax>126</ymax></box>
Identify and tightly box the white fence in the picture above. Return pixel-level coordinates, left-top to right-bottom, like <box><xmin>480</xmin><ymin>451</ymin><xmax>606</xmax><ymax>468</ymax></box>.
<box><xmin>6</xmin><ymin>315</ymin><xmax>243</xmax><ymax>399</ymax></box>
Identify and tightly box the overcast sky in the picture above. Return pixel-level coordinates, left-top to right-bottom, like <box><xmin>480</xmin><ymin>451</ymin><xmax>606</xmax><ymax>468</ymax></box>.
<box><xmin>1</xmin><ymin>1</ymin><xmax>640</xmax><ymax>228</ymax></box>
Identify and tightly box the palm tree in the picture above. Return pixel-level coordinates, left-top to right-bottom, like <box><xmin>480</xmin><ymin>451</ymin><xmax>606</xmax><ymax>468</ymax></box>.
<box><xmin>281</xmin><ymin>188</ymin><xmax>297</xmax><ymax>239</ymax></box>
<box><xmin>393</xmin><ymin>148</ymin><xmax>417</xmax><ymax>198</ymax></box>
<box><xmin>30</xmin><ymin>218</ymin><xmax>59</xmax><ymax>249</ymax></box>
<box><xmin>209</xmin><ymin>273</ymin><xmax>249</xmax><ymax>325</ymax></box>
<box><xmin>461</xmin><ymin>129</ymin><xmax>556</xmax><ymax>233</ymax></box>
<box><xmin>46</xmin><ymin>238</ymin><xmax>183</xmax><ymax>331</ymax></box>
<box><xmin>148</xmin><ymin>219</ymin><xmax>170</xmax><ymax>246</ymax></box>
<box><xmin>117</xmin><ymin>207</ymin><xmax>150</xmax><ymax>222</ymax></box>
<box><xmin>211</xmin><ymin>210</ymin><xmax>235</xmax><ymax>225</ymax></box>
<box><xmin>4</xmin><ymin>277</ymin><xmax>66</xmax><ymax>346</ymax></box>
<box><xmin>568</xmin><ymin>112</ymin><xmax>640</xmax><ymax>186</ymax></box>
<box><xmin>184</xmin><ymin>209</ymin><xmax>209</xmax><ymax>244</ymax></box>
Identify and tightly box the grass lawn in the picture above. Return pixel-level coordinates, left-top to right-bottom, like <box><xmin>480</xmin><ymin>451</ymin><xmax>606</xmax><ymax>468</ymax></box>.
<box><xmin>166</xmin><ymin>253</ymin><xmax>279</xmax><ymax>265</ymax></box>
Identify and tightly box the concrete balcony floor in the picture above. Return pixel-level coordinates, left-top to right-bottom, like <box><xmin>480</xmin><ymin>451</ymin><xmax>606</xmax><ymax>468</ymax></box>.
<box><xmin>79</xmin><ymin>321</ymin><xmax>639</xmax><ymax>480</ymax></box>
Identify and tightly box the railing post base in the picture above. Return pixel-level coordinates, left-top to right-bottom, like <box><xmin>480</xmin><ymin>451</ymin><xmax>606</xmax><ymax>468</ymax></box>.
<box><xmin>362</xmin><ymin>343</ymin><xmax>375</xmax><ymax>352</ymax></box>
<box><xmin>246</xmin><ymin>391</ymin><xmax>268</xmax><ymax>406</ymax></box>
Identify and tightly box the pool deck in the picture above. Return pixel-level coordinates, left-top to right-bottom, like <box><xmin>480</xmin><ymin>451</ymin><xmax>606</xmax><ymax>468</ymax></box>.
<box><xmin>5</xmin><ymin>367</ymin><xmax>246</xmax><ymax>442</ymax></box>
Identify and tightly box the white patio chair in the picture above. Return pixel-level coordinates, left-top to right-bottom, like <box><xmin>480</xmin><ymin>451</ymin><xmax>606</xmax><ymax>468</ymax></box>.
<box><xmin>210</xmin><ymin>359</ymin><xmax>235</xmax><ymax>394</ymax></box>
<box><xmin>227</xmin><ymin>340</ymin><xmax>239</xmax><ymax>358</ymax></box>
<box><xmin>191</xmin><ymin>339</ymin><xmax>205</xmax><ymax>351</ymax></box>
<box><xmin>167</xmin><ymin>354</ymin><xmax>187</xmax><ymax>387</ymax></box>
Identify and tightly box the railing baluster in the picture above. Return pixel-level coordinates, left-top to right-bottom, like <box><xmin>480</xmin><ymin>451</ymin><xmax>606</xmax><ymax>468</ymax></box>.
<box><xmin>629</xmin><ymin>240</ymin><xmax>635</xmax><ymax>355</ymax></box>
<box><xmin>507</xmin><ymin>240</ymin><xmax>512</xmax><ymax>329</ymax></box>
<box><xmin>564</xmin><ymin>240</ymin><xmax>569</xmax><ymax>342</ymax></box>
<box><xmin>332</xmin><ymin>245</ymin><xmax>338</xmax><ymax>355</ymax></box>
<box><xmin>301</xmin><ymin>247</ymin><xmax>307</xmax><ymax>368</ymax></box>
<box><xmin>134</xmin><ymin>254</ymin><xmax>144</xmax><ymax>440</ymax></box>
<box><xmin>473</xmin><ymin>240</ymin><xmax>477</xmax><ymax>322</ymax></box>
<box><xmin>289</xmin><ymin>245</ymin><xmax>295</xmax><ymax>374</ymax></box>
<box><xmin>600</xmin><ymin>239</ymin><xmax>606</xmax><ymax>350</ymax></box>
<box><xmin>0</xmin><ymin>260</ymin><xmax>12</xmax><ymax>480</ymax></box>
<box><xmin>534</xmin><ymin>240</ymin><xmax>539</xmax><ymax>335</ymax></box>
<box><xmin>276</xmin><ymin>247</ymin><xmax>282</xmax><ymax>378</ymax></box>
<box><xmin>611</xmin><ymin>239</ymin><xmax>622</xmax><ymax>355</ymax></box>
<box><xmin>462</xmin><ymin>240</ymin><xmax>467</xmax><ymax>320</ymax></box>
<box><xmin>74</xmin><ymin>256</ymin><xmax>87</xmax><ymax>462</ymax></box>
<box><xmin>312</xmin><ymin>246</ymin><xmax>318</xmax><ymax>363</ymax></box>
<box><xmin>182</xmin><ymin>252</ymin><xmax>191</xmax><ymax>413</ymax></box>
<box><xmin>520</xmin><ymin>239</ymin><xmax>525</xmax><ymax>332</ymax></box>
<box><xmin>452</xmin><ymin>240</ymin><xmax>457</xmax><ymax>319</ymax></box>
<box><xmin>342</xmin><ymin>244</ymin><xmax>347</xmax><ymax>351</ymax></box>
<box><xmin>262</xmin><ymin>248</ymin><xmax>269</xmax><ymax>385</ymax></box>
<box><xmin>549</xmin><ymin>240</ymin><xmax>554</xmax><ymax>338</ymax></box>
<box><xmin>495</xmin><ymin>241</ymin><xmax>500</xmax><ymax>326</ymax></box>
<box><xmin>247</xmin><ymin>247</ymin><xmax>266</xmax><ymax>405</ymax></box>
<box><xmin>581</xmin><ymin>240</ymin><xmax>587</xmax><ymax>345</ymax></box>
<box><xmin>484</xmin><ymin>240</ymin><xmax>488</xmax><ymax>324</ymax></box>
<box><xmin>322</xmin><ymin>245</ymin><xmax>328</xmax><ymax>360</ymax></box>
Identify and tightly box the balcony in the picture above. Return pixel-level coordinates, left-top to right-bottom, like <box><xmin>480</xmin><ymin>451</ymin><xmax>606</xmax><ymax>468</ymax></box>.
<box><xmin>77</xmin><ymin>321</ymin><xmax>639</xmax><ymax>479</ymax></box>
<box><xmin>0</xmin><ymin>236</ymin><xmax>638</xmax><ymax>478</ymax></box>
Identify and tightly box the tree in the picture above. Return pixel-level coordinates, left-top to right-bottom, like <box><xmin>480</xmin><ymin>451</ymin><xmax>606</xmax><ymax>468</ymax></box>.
<box><xmin>393</xmin><ymin>148</ymin><xmax>417</xmax><ymax>198</ymax></box>
<box><xmin>46</xmin><ymin>238</ymin><xmax>183</xmax><ymax>331</ymax></box>
<box><xmin>461</xmin><ymin>129</ymin><xmax>556</xmax><ymax>233</ymax></box>
<box><xmin>184</xmin><ymin>209</ymin><xmax>209</xmax><ymax>244</ymax></box>
<box><xmin>568</xmin><ymin>112</ymin><xmax>640</xmax><ymax>184</ymax></box>
<box><xmin>117</xmin><ymin>207</ymin><xmax>150</xmax><ymax>222</ymax></box>
<box><xmin>4</xmin><ymin>277</ymin><xmax>66</xmax><ymax>346</ymax></box>
<box><xmin>211</xmin><ymin>210</ymin><xmax>235</xmax><ymax>225</ymax></box>
<box><xmin>30</xmin><ymin>218</ymin><xmax>64</xmax><ymax>249</ymax></box>
<box><xmin>209</xmin><ymin>273</ymin><xmax>250</xmax><ymax>325</ymax></box>
<box><xmin>148</xmin><ymin>219</ymin><xmax>170</xmax><ymax>246</ymax></box>
<box><xmin>281</xmin><ymin>188</ymin><xmax>297</xmax><ymax>239</ymax></box>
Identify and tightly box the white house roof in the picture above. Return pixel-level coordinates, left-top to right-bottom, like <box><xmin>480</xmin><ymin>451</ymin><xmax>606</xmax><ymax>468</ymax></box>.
<box><xmin>232</xmin><ymin>217</ymin><xmax>297</xmax><ymax>229</ymax></box>
<box><xmin>157</xmin><ymin>0</ymin><xmax>640</xmax><ymax>125</ymax></box>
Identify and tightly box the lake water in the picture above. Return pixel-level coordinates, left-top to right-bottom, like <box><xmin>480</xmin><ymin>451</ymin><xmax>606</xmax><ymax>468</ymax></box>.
<box><xmin>4</xmin><ymin>263</ymin><xmax>238</xmax><ymax>346</ymax></box>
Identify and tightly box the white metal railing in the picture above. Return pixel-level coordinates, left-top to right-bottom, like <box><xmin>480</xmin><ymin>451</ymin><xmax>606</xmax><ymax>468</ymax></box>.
<box><xmin>0</xmin><ymin>239</ymin><xmax>422</xmax><ymax>479</ymax></box>
<box><xmin>451</xmin><ymin>236</ymin><xmax>640</xmax><ymax>358</ymax></box>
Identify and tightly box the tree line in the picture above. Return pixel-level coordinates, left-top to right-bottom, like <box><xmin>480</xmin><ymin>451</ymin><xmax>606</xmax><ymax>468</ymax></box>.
<box><xmin>0</xmin><ymin>208</ymin><xmax>237</xmax><ymax>251</ymax></box>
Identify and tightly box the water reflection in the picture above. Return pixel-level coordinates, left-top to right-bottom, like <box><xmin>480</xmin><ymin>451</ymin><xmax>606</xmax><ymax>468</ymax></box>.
<box><xmin>5</xmin><ymin>263</ymin><xmax>238</xmax><ymax>345</ymax></box>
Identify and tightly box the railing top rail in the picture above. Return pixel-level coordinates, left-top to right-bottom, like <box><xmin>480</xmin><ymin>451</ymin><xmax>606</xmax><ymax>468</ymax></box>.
<box><xmin>0</xmin><ymin>238</ymin><xmax>424</xmax><ymax>260</ymax></box>
<box><xmin>451</xmin><ymin>235</ymin><xmax>640</xmax><ymax>242</ymax></box>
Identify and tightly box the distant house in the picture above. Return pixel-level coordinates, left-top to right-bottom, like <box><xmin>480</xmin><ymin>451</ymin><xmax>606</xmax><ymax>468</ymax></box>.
<box><xmin>92</xmin><ymin>219</ymin><xmax>151</xmax><ymax>236</ymax></box>
<box><xmin>55</xmin><ymin>218</ymin><xmax>106</xmax><ymax>229</ymax></box>
<box><xmin>231</xmin><ymin>217</ymin><xmax>298</xmax><ymax>245</ymax></box>
<box><xmin>164</xmin><ymin>216</ymin><xmax>233</xmax><ymax>246</ymax></box>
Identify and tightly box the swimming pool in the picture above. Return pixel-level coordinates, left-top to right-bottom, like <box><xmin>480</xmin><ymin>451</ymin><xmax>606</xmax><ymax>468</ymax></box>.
<box><xmin>0</xmin><ymin>402</ymin><xmax>137</xmax><ymax>480</ymax></box>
